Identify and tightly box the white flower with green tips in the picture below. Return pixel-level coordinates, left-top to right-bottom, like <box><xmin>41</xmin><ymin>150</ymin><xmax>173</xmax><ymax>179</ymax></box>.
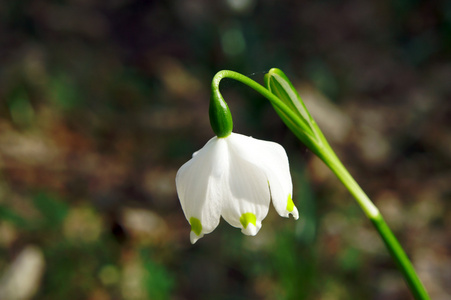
<box><xmin>176</xmin><ymin>132</ymin><xmax>299</xmax><ymax>244</ymax></box>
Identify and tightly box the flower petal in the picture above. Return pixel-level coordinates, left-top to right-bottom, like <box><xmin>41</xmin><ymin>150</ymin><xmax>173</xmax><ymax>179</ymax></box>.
<box><xmin>176</xmin><ymin>137</ymin><xmax>228</xmax><ymax>243</ymax></box>
<box><xmin>228</xmin><ymin>133</ymin><xmax>299</xmax><ymax>220</ymax></box>
<box><xmin>220</xmin><ymin>134</ymin><xmax>271</xmax><ymax>235</ymax></box>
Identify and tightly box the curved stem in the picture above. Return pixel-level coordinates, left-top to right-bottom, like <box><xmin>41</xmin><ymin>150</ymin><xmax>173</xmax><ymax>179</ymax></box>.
<box><xmin>211</xmin><ymin>70</ymin><xmax>318</xmax><ymax>148</ymax></box>
<box><xmin>212</xmin><ymin>69</ymin><xmax>430</xmax><ymax>300</ymax></box>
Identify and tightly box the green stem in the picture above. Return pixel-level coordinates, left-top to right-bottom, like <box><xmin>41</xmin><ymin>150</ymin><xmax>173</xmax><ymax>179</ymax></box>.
<box><xmin>371</xmin><ymin>214</ymin><xmax>430</xmax><ymax>300</ymax></box>
<box><xmin>211</xmin><ymin>71</ymin><xmax>317</xmax><ymax>147</ymax></box>
<box><xmin>211</xmin><ymin>69</ymin><xmax>430</xmax><ymax>300</ymax></box>
<box><xmin>318</xmin><ymin>145</ymin><xmax>430</xmax><ymax>300</ymax></box>
<box><xmin>318</xmin><ymin>142</ymin><xmax>379</xmax><ymax>219</ymax></box>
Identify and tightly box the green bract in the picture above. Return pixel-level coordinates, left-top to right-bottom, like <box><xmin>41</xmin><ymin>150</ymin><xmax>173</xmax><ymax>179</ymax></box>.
<box><xmin>209</xmin><ymin>83</ymin><xmax>233</xmax><ymax>138</ymax></box>
<box><xmin>264</xmin><ymin>68</ymin><xmax>323</xmax><ymax>154</ymax></box>
<box><xmin>265</xmin><ymin>68</ymin><xmax>313</xmax><ymax>128</ymax></box>
<box><xmin>176</xmin><ymin>67</ymin><xmax>430</xmax><ymax>300</ymax></box>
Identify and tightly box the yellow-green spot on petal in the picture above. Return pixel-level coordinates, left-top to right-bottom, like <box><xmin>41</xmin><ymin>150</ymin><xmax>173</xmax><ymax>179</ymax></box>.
<box><xmin>240</xmin><ymin>212</ymin><xmax>257</xmax><ymax>229</ymax></box>
<box><xmin>190</xmin><ymin>217</ymin><xmax>202</xmax><ymax>236</ymax></box>
<box><xmin>286</xmin><ymin>194</ymin><xmax>295</xmax><ymax>212</ymax></box>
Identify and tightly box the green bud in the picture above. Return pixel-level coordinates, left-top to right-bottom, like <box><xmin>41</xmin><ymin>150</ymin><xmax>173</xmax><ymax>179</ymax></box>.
<box><xmin>209</xmin><ymin>88</ymin><xmax>233</xmax><ymax>138</ymax></box>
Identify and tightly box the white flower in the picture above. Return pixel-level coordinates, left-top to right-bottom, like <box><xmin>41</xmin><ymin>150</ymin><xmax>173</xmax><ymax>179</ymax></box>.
<box><xmin>176</xmin><ymin>132</ymin><xmax>299</xmax><ymax>244</ymax></box>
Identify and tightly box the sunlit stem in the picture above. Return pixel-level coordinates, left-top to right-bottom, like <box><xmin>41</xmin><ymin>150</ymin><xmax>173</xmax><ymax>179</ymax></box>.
<box><xmin>212</xmin><ymin>69</ymin><xmax>430</xmax><ymax>300</ymax></box>
<box><xmin>310</xmin><ymin>116</ymin><xmax>430</xmax><ymax>300</ymax></box>
<box><xmin>306</xmin><ymin>109</ymin><xmax>430</xmax><ymax>300</ymax></box>
<box><xmin>328</xmin><ymin>157</ymin><xmax>429</xmax><ymax>299</ymax></box>
<box><xmin>316</xmin><ymin>139</ymin><xmax>379</xmax><ymax>219</ymax></box>
<box><xmin>211</xmin><ymin>71</ymin><xmax>318</xmax><ymax>151</ymax></box>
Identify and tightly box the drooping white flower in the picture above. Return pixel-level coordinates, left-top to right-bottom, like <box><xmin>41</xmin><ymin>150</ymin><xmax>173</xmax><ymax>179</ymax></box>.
<box><xmin>176</xmin><ymin>132</ymin><xmax>299</xmax><ymax>244</ymax></box>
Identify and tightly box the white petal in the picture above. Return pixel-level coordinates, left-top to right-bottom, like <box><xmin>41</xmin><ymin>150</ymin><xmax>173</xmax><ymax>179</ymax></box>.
<box><xmin>190</xmin><ymin>231</ymin><xmax>202</xmax><ymax>244</ymax></box>
<box><xmin>176</xmin><ymin>137</ymin><xmax>228</xmax><ymax>243</ymax></box>
<box><xmin>241</xmin><ymin>222</ymin><xmax>259</xmax><ymax>236</ymax></box>
<box><xmin>220</xmin><ymin>134</ymin><xmax>270</xmax><ymax>235</ymax></box>
<box><xmin>228</xmin><ymin>133</ymin><xmax>299</xmax><ymax>220</ymax></box>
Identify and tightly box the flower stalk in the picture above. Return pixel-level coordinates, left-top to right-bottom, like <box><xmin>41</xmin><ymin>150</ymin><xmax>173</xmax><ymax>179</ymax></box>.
<box><xmin>209</xmin><ymin>79</ymin><xmax>233</xmax><ymax>137</ymax></box>
<box><xmin>208</xmin><ymin>68</ymin><xmax>430</xmax><ymax>300</ymax></box>
<box><xmin>316</xmin><ymin>142</ymin><xmax>429</xmax><ymax>299</ymax></box>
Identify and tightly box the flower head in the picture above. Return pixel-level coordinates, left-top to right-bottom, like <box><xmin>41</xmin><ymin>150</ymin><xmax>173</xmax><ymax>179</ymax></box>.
<box><xmin>176</xmin><ymin>132</ymin><xmax>299</xmax><ymax>244</ymax></box>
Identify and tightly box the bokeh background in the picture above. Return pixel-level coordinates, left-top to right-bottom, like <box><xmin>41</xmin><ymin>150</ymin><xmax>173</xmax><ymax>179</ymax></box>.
<box><xmin>1</xmin><ymin>0</ymin><xmax>450</xmax><ymax>299</ymax></box>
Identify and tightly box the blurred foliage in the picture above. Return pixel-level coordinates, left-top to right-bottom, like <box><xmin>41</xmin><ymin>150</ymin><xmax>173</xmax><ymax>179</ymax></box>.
<box><xmin>1</xmin><ymin>0</ymin><xmax>451</xmax><ymax>299</ymax></box>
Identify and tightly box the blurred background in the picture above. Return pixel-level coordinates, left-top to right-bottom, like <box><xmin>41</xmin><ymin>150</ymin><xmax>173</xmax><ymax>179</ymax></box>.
<box><xmin>0</xmin><ymin>0</ymin><xmax>450</xmax><ymax>299</ymax></box>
